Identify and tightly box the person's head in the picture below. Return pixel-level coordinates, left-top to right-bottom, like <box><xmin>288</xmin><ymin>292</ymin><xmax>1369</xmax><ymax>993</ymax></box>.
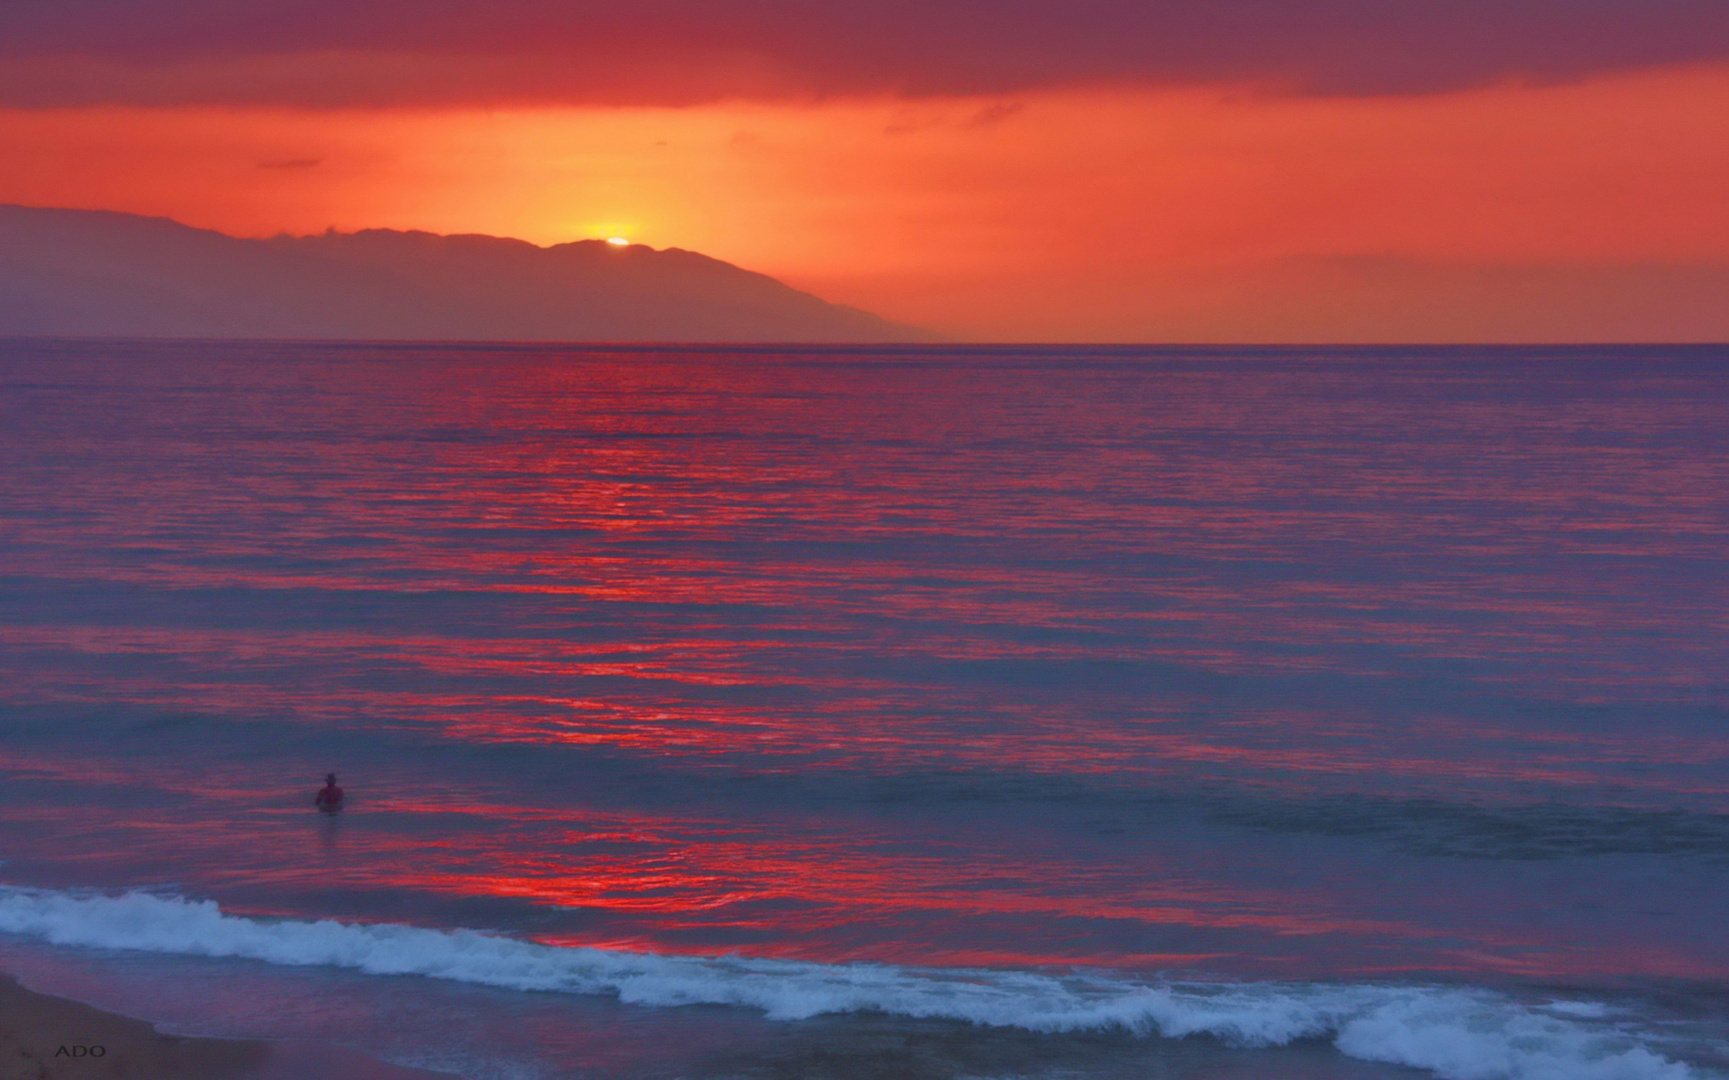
<box><xmin>325</xmin><ymin>773</ymin><xmax>337</xmax><ymax>785</ymax></box>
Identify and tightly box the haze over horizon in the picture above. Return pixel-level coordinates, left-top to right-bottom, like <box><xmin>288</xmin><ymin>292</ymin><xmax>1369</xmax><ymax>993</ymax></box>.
<box><xmin>2</xmin><ymin>2</ymin><xmax>1727</xmax><ymax>340</ymax></box>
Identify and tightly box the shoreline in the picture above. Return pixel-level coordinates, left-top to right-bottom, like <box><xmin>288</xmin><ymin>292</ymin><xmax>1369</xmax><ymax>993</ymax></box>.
<box><xmin>0</xmin><ymin>974</ymin><xmax>457</xmax><ymax>1080</ymax></box>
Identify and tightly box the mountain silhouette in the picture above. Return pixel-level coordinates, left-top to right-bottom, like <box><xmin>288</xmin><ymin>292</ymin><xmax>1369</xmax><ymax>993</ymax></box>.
<box><xmin>0</xmin><ymin>204</ymin><xmax>934</xmax><ymax>342</ymax></box>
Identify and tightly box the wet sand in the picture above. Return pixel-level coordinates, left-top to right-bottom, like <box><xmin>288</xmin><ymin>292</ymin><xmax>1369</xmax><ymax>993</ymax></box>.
<box><xmin>0</xmin><ymin>975</ymin><xmax>453</xmax><ymax>1080</ymax></box>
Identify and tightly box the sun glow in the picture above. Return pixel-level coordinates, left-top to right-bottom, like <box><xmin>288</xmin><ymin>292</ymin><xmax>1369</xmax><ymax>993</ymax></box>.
<box><xmin>2</xmin><ymin>63</ymin><xmax>1727</xmax><ymax>340</ymax></box>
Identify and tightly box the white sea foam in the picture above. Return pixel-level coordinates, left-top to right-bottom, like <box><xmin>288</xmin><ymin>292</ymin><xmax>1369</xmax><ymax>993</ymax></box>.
<box><xmin>0</xmin><ymin>886</ymin><xmax>1704</xmax><ymax>1080</ymax></box>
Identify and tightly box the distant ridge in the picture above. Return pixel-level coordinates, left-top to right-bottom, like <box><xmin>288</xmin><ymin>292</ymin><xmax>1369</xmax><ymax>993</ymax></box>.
<box><xmin>0</xmin><ymin>204</ymin><xmax>936</xmax><ymax>343</ymax></box>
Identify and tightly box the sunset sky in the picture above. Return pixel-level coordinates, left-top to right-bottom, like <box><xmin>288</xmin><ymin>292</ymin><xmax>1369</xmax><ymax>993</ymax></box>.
<box><xmin>3</xmin><ymin>1</ymin><xmax>1727</xmax><ymax>341</ymax></box>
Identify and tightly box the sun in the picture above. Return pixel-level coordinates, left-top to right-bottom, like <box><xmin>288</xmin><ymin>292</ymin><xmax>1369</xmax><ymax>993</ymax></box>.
<box><xmin>605</xmin><ymin>237</ymin><xmax>630</xmax><ymax>247</ymax></box>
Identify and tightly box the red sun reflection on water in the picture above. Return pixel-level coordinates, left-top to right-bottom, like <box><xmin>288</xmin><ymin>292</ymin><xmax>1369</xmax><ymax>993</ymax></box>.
<box><xmin>0</xmin><ymin>343</ymin><xmax>1724</xmax><ymax>983</ymax></box>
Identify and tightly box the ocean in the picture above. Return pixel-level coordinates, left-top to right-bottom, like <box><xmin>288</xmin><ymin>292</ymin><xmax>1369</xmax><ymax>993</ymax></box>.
<box><xmin>0</xmin><ymin>339</ymin><xmax>1723</xmax><ymax>1080</ymax></box>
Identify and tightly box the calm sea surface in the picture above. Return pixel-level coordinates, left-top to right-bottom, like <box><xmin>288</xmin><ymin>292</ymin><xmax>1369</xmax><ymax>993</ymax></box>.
<box><xmin>0</xmin><ymin>340</ymin><xmax>1723</xmax><ymax>1080</ymax></box>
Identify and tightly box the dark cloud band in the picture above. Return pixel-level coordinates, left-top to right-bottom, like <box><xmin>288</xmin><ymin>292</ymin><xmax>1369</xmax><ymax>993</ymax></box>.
<box><xmin>2</xmin><ymin>0</ymin><xmax>1726</xmax><ymax>105</ymax></box>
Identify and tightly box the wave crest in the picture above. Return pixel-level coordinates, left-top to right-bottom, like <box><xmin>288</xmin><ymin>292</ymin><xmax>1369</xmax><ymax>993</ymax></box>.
<box><xmin>0</xmin><ymin>886</ymin><xmax>1704</xmax><ymax>1080</ymax></box>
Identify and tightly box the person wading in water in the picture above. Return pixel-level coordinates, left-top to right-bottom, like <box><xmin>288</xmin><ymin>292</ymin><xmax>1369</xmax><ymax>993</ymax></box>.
<box><xmin>314</xmin><ymin>773</ymin><xmax>345</xmax><ymax>813</ymax></box>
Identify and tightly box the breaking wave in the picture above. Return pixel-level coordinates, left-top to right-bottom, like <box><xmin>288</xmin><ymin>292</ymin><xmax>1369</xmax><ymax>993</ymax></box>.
<box><xmin>0</xmin><ymin>885</ymin><xmax>1705</xmax><ymax>1080</ymax></box>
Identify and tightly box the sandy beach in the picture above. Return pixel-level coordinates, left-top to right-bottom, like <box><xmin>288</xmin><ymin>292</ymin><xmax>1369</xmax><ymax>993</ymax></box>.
<box><xmin>0</xmin><ymin>975</ymin><xmax>451</xmax><ymax>1080</ymax></box>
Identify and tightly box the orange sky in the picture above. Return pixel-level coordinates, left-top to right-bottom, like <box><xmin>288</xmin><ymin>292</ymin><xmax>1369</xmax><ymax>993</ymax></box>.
<box><xmin>3</xmin><ymin>62</ymin><xmax>1727</xmax><ymax>340</ymax></box>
